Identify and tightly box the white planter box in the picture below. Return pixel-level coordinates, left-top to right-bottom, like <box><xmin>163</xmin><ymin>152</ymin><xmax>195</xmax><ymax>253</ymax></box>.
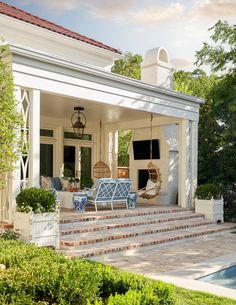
<box><xmin>195</xmin><ymin>197</ymin><xmax>224</xmax><ymax>223</ymax></box>
<box><xmin>14</xmin><ymin>210</ymin><xmax>60</xmax><ymax>249</ymax></box>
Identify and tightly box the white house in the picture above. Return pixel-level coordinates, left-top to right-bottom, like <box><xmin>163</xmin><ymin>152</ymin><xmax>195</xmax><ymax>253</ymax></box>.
<box><xmin>0</xmin><ymin>2</ymin><xmax>204</xmax><ymax>223</ymax></box>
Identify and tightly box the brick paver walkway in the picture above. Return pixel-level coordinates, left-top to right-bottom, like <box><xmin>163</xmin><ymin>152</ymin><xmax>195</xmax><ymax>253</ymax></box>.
<box><xmin>91</xmin><ymin>230</ymin><xmax>236</xmax><ymax>276</ymax></box>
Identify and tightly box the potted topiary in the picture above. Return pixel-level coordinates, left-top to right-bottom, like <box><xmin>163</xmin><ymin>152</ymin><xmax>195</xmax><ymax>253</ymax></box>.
<box><xmin>14</xmin><ymin>187</ymin><xmax>59</xmax><ymax>248</ymax></box>
<box><xmin>195</xmin><ymin>183</ymin><xmax>223</xmax><ymax>222</ymax></box>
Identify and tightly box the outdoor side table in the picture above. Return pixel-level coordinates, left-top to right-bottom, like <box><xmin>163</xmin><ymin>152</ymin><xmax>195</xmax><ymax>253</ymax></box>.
<box><xmin>73</xmin><ymin>193</ymin><xmax>88</xmax><ymax>212</ymax></box>
<box><xmin>128</xmin><ymin>192</ymin><xmax>137</xmax><ymax>209</ymax></box>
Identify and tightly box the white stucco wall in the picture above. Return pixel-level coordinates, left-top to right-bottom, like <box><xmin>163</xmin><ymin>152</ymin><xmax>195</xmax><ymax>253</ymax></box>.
<box><xmin>129</xmin><ymin>124</ymin><xmax>178</xmax><ymax>205</ymax></box>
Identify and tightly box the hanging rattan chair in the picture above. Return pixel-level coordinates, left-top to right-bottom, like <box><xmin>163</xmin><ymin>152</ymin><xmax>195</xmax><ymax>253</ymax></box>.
<box><xmin>138</xmin><ymin>115</ymin><xmax>162</xmax><ymax>199</ymax></box>
<box><xmin>93</xmin><ymin>121</ymin><xmax>111</xmax><ymax>179</ymax></box>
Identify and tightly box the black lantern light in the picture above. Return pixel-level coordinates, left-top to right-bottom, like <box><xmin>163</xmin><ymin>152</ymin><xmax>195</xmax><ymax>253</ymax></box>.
<box><xmin>71</xmin><ymin>106</ymin><xmax>86</xmax><ymax>139</ymax></box>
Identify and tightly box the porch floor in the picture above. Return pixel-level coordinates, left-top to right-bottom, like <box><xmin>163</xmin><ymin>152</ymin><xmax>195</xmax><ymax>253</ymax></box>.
<box><xmin>59</xmin><ymin>203</ymin><xmax>182</xmax><ymax>222</ymax></box>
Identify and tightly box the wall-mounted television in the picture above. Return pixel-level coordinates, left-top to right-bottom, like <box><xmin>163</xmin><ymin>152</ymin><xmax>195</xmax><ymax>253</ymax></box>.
<box><xmin>133</xmin><ymin>139</ymin><xmax>160</xmax><ymax>160</ymax></box>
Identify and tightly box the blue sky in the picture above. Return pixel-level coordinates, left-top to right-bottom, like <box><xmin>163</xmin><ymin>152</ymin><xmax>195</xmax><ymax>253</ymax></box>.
<box><xmin>3</xmin><ymin>0</ymin><xmax>236</xmax><ymax>71</ymax></box>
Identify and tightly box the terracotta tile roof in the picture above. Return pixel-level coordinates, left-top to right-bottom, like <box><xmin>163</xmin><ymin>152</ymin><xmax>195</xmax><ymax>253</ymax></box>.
<box><xmin>0</xmin><ymin>1</ymin><xmax>121</xmax><ymax>54</ymax></box>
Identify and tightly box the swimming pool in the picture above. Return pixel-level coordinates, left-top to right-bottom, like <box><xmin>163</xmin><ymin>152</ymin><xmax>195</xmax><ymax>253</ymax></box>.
<box><xmin>198</xmin><ymin>265</ymin><xmax>236</xmax><ymax>290</ymax></box>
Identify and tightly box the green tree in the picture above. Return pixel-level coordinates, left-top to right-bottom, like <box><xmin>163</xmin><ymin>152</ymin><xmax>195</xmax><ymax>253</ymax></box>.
<box><xmin>174</xmin><ymin>69</ymin><xmax>221</xmax><ymax>184</ymax></box>
<box><xmin>0</xmin><ymin>40</ymin><xmax>23</xmax><ymax>188</ymax></box>
<box><xmin>118</xmin><ymin>130</ymin><xmax>132</xmax><ymax>167</ymax></box>
<box><xmin>111</xmin><ymin>52</ymin><xmax>142</xmax><ymax>80</ymax></box>
<box><xmin>196</xmin><ymin>20</ymin><xmax>236</xmax><ymax>185</ymax></box>
<box><xmin>112</xmin><ymin>52</ymin><xmax>142</xmax><ymax>167</ymax></box>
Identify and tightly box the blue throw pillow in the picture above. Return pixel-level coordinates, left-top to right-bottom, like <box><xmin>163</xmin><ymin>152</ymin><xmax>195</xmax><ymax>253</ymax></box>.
<box><xmin>52</xmin><ymin>177</ymin><xmax>62</xmax><ymax>191</ymax></box>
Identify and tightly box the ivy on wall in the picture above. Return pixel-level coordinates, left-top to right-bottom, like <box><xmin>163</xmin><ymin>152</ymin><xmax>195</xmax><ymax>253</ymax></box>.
<box><xmin>0</xmin><ymin>39</ymin><xmax>23</xmax><ymax>188</ymax></box>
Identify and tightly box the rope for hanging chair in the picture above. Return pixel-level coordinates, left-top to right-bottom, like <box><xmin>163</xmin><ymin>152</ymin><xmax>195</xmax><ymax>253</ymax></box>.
<box><xmin>93</xmin><ymin>120</ymin><xmax>111</xmax><ymax>178</ymax></box>
<box><xmin>138</xmin><ymin>114</ymin><xmax>162</xmax><ymax>199</ymax></box>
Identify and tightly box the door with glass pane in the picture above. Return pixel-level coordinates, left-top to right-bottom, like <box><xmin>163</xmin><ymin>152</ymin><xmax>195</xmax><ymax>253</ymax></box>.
<box><xmin>63</xmin><ymin>144</ymin><xmax>92</xmax><ymax>188</ymax></box>
<box><xmin>40</xmin><ymin>143</ymin><xmax>53</xmax><ymax>177</ymax></box>
<box><xmin>63</xmin><ymin>145</ymin><xmax>76</xmax><ymax>178</ymax></box>
<box><xmin>80</xmin><ymin>146</ymin><xmax>92</xmax><ymax>188</ymax></box>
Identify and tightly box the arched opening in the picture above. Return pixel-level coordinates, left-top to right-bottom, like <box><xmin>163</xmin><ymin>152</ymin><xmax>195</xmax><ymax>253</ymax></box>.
<box><xmin>159</xmin><ymin>49</ymin><xmax>168</xmax><ymax>63</ymax></box>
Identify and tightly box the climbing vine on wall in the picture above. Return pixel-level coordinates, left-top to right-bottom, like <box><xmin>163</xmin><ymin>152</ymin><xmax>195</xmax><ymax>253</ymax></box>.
<box><xmin>0</xmin><ymin>39</ymin><xmax>23</xmax><ymax>188</ymax></box>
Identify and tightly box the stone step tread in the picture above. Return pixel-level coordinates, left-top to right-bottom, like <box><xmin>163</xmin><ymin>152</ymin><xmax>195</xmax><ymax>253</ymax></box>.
<box><xmin>61</xmin><ymin>223</ymin><xmax>236</xmax><ymax>258</ymax></box>
<box><xmin>60</xmin><ymin>218</ymin><xmax>215</xmax><ymax>245</ymax></box>
<box><xmin>60</xmin><ymin>211</ymin><xmax>201</xmax><ymax>233</ymax></box>
<box><xmin>60</xmin><ymin>207</ymin><xmax>193</xmax><ymax>223</ymax></box>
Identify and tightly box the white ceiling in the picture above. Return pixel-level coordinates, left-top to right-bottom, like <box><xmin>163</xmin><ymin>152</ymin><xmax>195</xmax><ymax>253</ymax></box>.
<box><xmin>40</xmin><ymin>92</ymin><xmax>151</xmax><ymax>124</ymax></box>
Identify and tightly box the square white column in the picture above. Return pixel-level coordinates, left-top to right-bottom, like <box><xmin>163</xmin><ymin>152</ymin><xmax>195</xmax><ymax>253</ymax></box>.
<box><xmin>29</xmin><ymin>89</ymin><xmax>40</xmax><ymax>187</ymax></box>
<box><xmin>178</xmin><ymin>120</ymin><xmax>198</xmax><ymax>208</ymax></box>
<box><xmin>190</xmin><ymin>121</ymin><xmax>198</xmax><ymax>205</ymax></box>
<box><xmin>178</xmin><ymin>120</ymin><xmax>190</xmax><ymax>207</ymax></box>
<box><xmin>11</xmin><ymin>86</ymin><xmax>22</xmax><ymax>222</ymax></box>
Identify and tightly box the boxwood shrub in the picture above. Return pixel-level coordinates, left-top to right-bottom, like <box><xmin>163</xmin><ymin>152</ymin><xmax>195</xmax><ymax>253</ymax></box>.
<box><xmin>16</xmin><ymin>187</ymin><xmax>56</xmax><ymax>213</ymax></box>
<box><xmin>0</xmin><ymin>240</ymin><xmax>175</xmax><ymax>305</ymax></box>
<box><xmin>195</xmin><ymin>183</ymin><xmax>221</xmax><ymax>200</ymax></box>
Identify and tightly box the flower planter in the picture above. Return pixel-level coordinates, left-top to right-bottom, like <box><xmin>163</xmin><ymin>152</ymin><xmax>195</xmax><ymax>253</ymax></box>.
<box><xmin>14</xmin><ymin>209</ymin><xmax>60</xmax><ymax>249</ymax></box>
<box><xmin>195</xmin><ymin>197</ymin><xmax>224</xmax><ymax>222</ymax></box>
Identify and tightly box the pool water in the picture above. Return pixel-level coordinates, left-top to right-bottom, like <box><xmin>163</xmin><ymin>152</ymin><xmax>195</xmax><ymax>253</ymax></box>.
<box><xmin>198</xmin><ymin>265</ymin><xmax>236</xmax><ymax>290</ymax></box>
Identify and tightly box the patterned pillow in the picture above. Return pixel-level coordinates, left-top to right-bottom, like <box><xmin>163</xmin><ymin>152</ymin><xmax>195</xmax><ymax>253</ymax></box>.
<box><xmin>52</xmin><ymin>177</ymin><xmax>62</xmax><ymax>191</ymax></box>
<box><xmin>40</xmin><ymin>176</ymin><xmax>53</xmax><ymax>189</ymax></box>
<box><xmin>60</xmin><ymin>177</ymin><xmax>70</xmax><ymax>191</ymax></box>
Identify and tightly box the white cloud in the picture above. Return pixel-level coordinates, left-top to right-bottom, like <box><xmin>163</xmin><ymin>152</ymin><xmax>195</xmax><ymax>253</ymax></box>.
<box><xmin>19</xmin><ymin>0</ymin><xmax>78</xmax><ymax>12</ymax></box>
<box><xmin>128</xmin><ymin>3</ymin><xmax>185</xmax><ymax>27</ymax></box>
<box><xmin>89</xmin><ymin>0</ymin><xmax>134</xmax><ymax>18</ymax></box>
<box><xmin>189</xmin><ymin>0</ymin><xmax>236</xmax><ymax>21</ymax></box>
<box><xmin>171</xmin><ymin>58</ymin><xmax>193</xmax><ymax>70</ymax></box>
<box><xmin>19</xmin><ymin>0</ymin><xmax>134</xmax><ymax>16</ymax></box>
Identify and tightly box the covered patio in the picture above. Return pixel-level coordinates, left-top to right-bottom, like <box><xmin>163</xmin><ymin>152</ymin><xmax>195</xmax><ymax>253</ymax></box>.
<box><xmin>0</xmin><ymin>44</ymin><xmax>203</xmax><ymax>223</ymax></box>
<box><xmin>0</xmin><ymin>2</ymin><xmax>203</xmax><ymax>223</ymax></box>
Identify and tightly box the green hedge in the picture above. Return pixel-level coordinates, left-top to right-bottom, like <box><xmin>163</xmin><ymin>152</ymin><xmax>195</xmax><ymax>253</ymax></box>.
<box><xmin>16</xmin><ymin>187</ymin><xmax>56</xmax><ymax>213</ymax></box>
<box><xmin>0</xmin><ymin>240</ymin><xmax>174</xmax><ymax>305</ymax></box>
<box><xmin>195</xmin><ymin>184</ymin><xmax>221</xmax><ymax>200</ymax></box>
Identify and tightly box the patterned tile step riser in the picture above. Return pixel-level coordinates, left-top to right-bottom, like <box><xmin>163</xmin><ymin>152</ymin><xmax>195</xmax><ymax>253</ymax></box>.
<box><xmin>60</xmin><ymin>214</ymin><xmax>204</xmax><ymax>235</ymax></box>
<box><xmin>60</xmin><ymin>220</ymin><xmax>215</xmax><ymax>247</ymax></box>
<box><xmin>60</xmin><ymin>207</ymin><xmax>193</xmax><ymax>224</ymax></box>
<box><xmin>62</xmin><ymin>226</ymin><xmax>236</xmax><ymax>258</ymax></box>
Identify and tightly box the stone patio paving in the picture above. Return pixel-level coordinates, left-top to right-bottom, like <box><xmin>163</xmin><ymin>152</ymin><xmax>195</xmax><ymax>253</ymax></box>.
<box><xmin>91</xmin><ymin>230</ymin><xmax>236</xmax><ymax>276</ymax></box>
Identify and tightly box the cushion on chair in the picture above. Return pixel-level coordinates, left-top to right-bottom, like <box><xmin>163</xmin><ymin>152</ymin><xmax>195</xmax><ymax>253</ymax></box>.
<box><xmin>138</xmin><ymin>179</ymin><xmax>157</xmax><ymax>197</ymax></box>
<box><xmin>52</xmin><ymin>177</ymin><xmax>62</xmax><ymax>191</ymax></box>
<box><xmin>40</xmin><ymin>176</ymin><xmax>53</xmax><ymax>189</ymax></box>
<box><xmin>60</xmin><ymin>177</ymin><xmax>70</xmax><ymax>191</ymax></box>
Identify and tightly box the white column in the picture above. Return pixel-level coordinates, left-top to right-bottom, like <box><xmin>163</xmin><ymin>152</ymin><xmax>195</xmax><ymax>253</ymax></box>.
<box><xmin>11</xmin><ymin>86</ymin><xmax>22</xmax><ymax>221</ymax></box>
<box><xmin>112</xmin><ymin>130</ymin><xmax>118</xmax><ymax>178</ymax></box>
<box><xmin>190</xmin><ymin>121</ymin><xmax>198</xmax><ymax>206</ymax></box>
<box><xmin>178</xmin><ymin>120</ymin><xmax>190</xmax><ymax>207</ymax></box>
<box><xmin>55</xmin><ymin>126</ymin><xmax>64</xmax><ymax>177</ymax></box>
<box><xmin>29</xmin><ymin>89</ymin><xmax>40</xmax><ymax>187</ymax></box>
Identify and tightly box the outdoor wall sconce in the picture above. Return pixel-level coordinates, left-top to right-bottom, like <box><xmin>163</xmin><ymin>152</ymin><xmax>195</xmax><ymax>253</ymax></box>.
<box><xmin>71</xmin><ymin>106</ymin><xmax>87</xmax><ymax>139</ymax></box>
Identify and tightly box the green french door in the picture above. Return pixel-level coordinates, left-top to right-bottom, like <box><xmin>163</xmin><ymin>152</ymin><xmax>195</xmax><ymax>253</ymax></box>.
<box><xmin>63</xmin><ymin>143</ymin><xmax>92</xmax><ymax>187</ymax></box>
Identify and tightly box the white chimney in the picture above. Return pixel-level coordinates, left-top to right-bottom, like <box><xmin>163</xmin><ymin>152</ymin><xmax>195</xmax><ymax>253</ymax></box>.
<box><xmin>141</xmin><ymin>47</ymin><xmax>173</xmax><ymax>89</ymax></box>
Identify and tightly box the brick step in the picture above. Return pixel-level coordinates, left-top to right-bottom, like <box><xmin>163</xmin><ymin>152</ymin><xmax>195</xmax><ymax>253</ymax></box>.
<box><xmin>60</xmin><ymin>212</ymin><xmax>204</xmax><ymax>235</ymax></box>
<box><xmin>0</xmin><ymin>222</ymin><xmax>13</xmax><ymax>229</ymax></box>
<box><xmin>60</xmin><ymin>207</ymin><xmax>193</xmax><ymax>224</ymax></box>
<box><xmin>60</xmin><ymin>218</ymin><xmax>215</xmax><ymax>246</ymax></box>
<box><xmin>60</xmin><ymin>223</ymin><xmax>236</xmax><ymax>258</ymax></box>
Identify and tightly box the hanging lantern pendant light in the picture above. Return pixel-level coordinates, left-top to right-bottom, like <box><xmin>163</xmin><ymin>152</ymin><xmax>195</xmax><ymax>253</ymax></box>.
<box><xmin>71</xmin><ymin>106</ymin><xmax>87</xmax><ymax>139</ymax></box>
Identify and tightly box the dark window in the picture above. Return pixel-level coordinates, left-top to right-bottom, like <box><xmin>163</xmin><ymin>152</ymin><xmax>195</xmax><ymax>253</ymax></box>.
<box><xmin>40</xmin><ymin>129</ymin><xmax>54</xmax><ymax>137</ymax></box>
<box><xmin>64</xmin><ymin>132</ymin><xmax>92</xmax><ymax>141</ymax></box>
<box><xmin>133</xmin><ymin>139</ymin><xmax>160</xmax><ymax>160</ymax></box>
<box><xmin>63</xmin><ymin>146</ymin><xmax>75</xmax><ymax>177</ymax></box>
<box><xmin>40</xmin><ymin>144</ymin><xmax>53</xmax><ymax>176</ymax></box>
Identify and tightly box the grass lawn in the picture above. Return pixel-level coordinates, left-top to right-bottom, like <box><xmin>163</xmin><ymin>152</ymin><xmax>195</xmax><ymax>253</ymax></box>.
<box><xmin>174</xmin><ymin>286</ymin><xmax>236</xmax><ymax>305</ymax></box>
